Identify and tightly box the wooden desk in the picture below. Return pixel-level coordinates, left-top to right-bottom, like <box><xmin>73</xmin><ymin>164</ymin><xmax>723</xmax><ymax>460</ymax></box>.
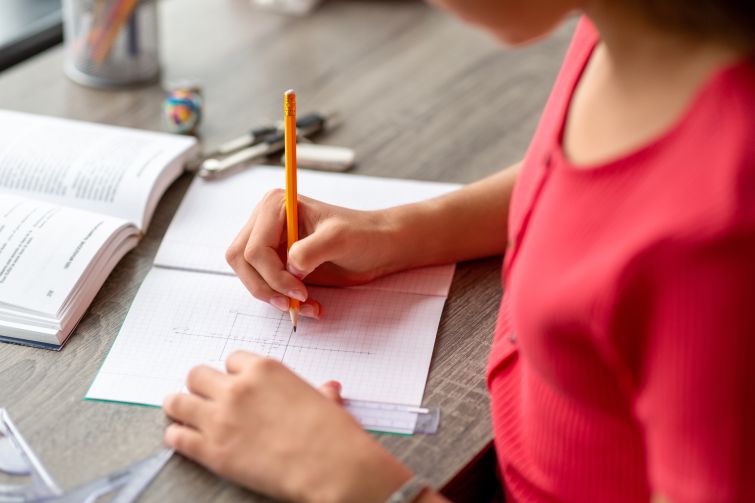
<box><xmin>0</xmin><ymin>1</ymin><xmax>572</xmax><ymax>500</ymax></box>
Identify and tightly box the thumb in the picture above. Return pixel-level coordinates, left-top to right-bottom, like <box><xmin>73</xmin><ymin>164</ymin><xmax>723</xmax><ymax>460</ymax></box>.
<box><xmin>287</xmin><ymin>225</ymin><xmax>342</xmax><ymax>278</ymax></box>
<box><xmin>318</xmin><ymin>380</ymin><xmax>343</xmax><ymax>405</ymax></box>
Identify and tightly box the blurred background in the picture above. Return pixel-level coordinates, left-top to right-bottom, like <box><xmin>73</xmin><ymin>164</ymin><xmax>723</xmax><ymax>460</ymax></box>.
<box><xmin>0</xmin><ymin>0</ymin><xmax>63</xmax><ymax>71</ymax></box>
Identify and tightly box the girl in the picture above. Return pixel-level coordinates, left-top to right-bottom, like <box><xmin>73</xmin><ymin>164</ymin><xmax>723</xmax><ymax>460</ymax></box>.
<box><xmin>162</xmin><ymin>1</ymin><xmax>755</xmax><ymax>501</ymax></box>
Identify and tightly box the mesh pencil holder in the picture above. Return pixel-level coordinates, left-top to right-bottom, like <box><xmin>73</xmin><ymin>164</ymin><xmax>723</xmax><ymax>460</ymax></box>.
<box><xmin>63</xmin><ymin>0</ymin><xmax>161</xmax><ymax>88</ymax></box>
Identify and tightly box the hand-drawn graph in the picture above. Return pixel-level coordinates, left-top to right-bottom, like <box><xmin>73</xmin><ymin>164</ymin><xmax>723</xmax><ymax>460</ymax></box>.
<box><xmin>88</xmin><ymin>267</ymin><xmax>447</xmax><ymax>407</ymax></box>
<box><xmin>172</xmin><ymin>309</ymin><xmax>375</xmax><ymax>364</ymax></box>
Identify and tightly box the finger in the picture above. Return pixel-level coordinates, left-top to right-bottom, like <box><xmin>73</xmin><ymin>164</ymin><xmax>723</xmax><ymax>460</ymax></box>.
<box><xmin>225</xmin><ymin>350</ymin><xmax>262</xmax><ymax>374</ymax></box>
<box><xmin>287</xmin><ymin>223</ymin><xmax>346</xmax><ymax>278</ymax></box>
<box><xmin>234</xmin><ymin>259</ymin><xmax>291</xmax><ymax>312</ymax></box>
<box><xmin>163</xmin><ymin>393</ymin><xmax>212</xmax><ymax>428</ymax></box>
<box><xmin>226</xmin><ymin>208</ymin><xmax>294</xmax><ymax>311</ymax></box>
<box><xmin>225</xmin><ymin>204</ymin><xmax>260</xmax><ymax>270</ymax></box>
<box><xmin>186</xmin><ymin>365</ymin><xmax>230</xmax><ymax>399</ymax></box>
<box><xmin>164</xmin><ymin>423</ymin><xmax>208</xmax><ymax>462</ymax></box>
<box><xmin>298</xmin><ymin>299</ymin><xmax>323</xmax><ymax>320</ymax></box>
<box><xmin>318</xmin><ymin>380</ymin><xmax>343</xmax><ymax>405</ymax></box>
<box><xmin>244</xmin><ymin>193</ymin><xmax>308</xmax><ymax>302</ymax></box>
<box><xmin>226</xmin><ymin>209</ymin><xmax>287</xmax><ymax>309</ymax></box>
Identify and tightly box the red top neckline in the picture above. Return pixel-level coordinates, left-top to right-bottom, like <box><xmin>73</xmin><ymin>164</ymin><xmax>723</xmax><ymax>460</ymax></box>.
<box><xmin>554</xmin><ymin>37</ymin><xmax>754</xmax><ymax>177</ymax></box>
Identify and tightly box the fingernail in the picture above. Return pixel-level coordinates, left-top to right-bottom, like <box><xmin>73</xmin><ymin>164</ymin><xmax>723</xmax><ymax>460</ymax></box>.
<box><xmin>288</xmin><ymin>290</ymin><xmax>307</xmax><ymax>302</ymax></box>
<box><xmin>270</xmin><ymin>296</ymin><xmax>289</xmax><ymax>312</ymax></box>
<box><xmin>287</xmin><ymin>263</ymin><xmax>306</xmax><ymax>279</ymax></box>
<box><xmin>299</xmin><ymin>303</ymin><xmax>319</xmax><ymax>318</ymax></box>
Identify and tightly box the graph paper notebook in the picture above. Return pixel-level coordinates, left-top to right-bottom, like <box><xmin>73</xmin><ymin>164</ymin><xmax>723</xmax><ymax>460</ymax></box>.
<box><xmin>87</xmin><ymin>167</ymin><xmax>460</xmax><ymax>418</ymax></box>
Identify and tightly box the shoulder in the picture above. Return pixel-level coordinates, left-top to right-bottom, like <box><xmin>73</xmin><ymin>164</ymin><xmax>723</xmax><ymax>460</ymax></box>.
<box><xmin>607</xmin><ymin>62</ymin><xmax>755</xmax><ymax>316</ymax></box>
<box><xmin>569</xmin><ymin>16</ymin><xmax>599</xmax><ymax>55</ymax></box>
<box><xmin>635</xmin><ymin>59</ymin><xmax>755</xmax><ymax>245</ymax></box>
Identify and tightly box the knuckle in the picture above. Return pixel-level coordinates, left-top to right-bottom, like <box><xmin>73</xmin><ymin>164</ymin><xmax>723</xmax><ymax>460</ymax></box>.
<box><xmin>262</xmin><ymin>188</ymin><xmax>285</xmax><ymax>205</ymax></box>
<box><xmin>225</xmin><ymin>244</ymin><xmax>241</xmax><ymax>266</ymax></box>
<box><xmin>227</xmin><ymin>377</ymin><xmax>254</xmax><ymax>399</ymax></box>
<box><xmin>227</xmin><ymin>351</ymin><xmax>254</xmax><ymax>371</ymax></box>
<box><xmin>291</xmin><ymin>246</ymin><xmax>310</xmax><ymax>270</ymax></box>
<box><xmin>186</xmin><ymin>366</ymin><xmax>204</xmax><ymax>387</ymax></box>
<box><xmin>171</xmin><ymin>430</ymin><xmax>190</xmax><ymax>452</ymax></box>
<box><xmin>248</xmin><ymin>357</ymin><xmax>280</xmax><ymax>379</ymax></box>
<box><xmin>163</xmin><ymin>394</ymin><xmax>176</xmax><ymax>413</ymax></box>
<box><xmin>226</xmin><ymin>350</ymin><xmax>246</xmax><ymax>367</ymax></box>
<box><xmin>169</xmin><ymin>395</ymin><xmax>185</xmax><ymax>414</ymax></box>
<box><xmin>242</xmin><ymin>245</ymin><xmax>258</xmax><ymax>265</ymax></box>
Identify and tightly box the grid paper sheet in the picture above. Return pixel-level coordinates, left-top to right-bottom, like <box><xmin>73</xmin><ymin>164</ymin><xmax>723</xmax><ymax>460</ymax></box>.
<box><xmin>88</xmin><ymin>167</ymin><xmax>462</xmax><ymax>412</ymax></box>
<box><xmin>87</xmin><ymin>268</ymin><xmax>447</xmax><ymax>406</ymax></box>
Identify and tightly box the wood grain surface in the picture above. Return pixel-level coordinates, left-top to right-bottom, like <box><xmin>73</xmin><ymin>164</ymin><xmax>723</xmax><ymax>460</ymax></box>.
<box><xmin>0</xmin><ymin>1</ymin><xmax>573</xmax><ymax>500</ymax></box>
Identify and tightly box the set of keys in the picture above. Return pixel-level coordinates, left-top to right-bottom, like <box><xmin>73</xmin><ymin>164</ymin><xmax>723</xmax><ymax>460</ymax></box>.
<box><xmin>198</xmin><ymin>112</ymin><xmax>356</xmax><ymax>179</ymax></box>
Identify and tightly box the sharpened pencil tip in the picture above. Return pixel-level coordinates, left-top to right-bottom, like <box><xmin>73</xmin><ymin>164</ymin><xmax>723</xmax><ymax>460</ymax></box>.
<box><xmin>289</xmin><ymin>307</ymin><xmax>298</xmax><ymax>332</ymax></box>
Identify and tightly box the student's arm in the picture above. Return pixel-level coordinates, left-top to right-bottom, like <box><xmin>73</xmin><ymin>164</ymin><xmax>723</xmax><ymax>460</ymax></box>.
<box><xmin>386</xmin><ymin>161</ymin><xmax>519</xmax><ymax>271</ymax></box>
<box><xmin>225</xmin><ymin>162</ymin><xmax>520</xmax><ymax>316</ymax></box>
<box><xmin>163</xmin><ymin>352</ymin><xmax>451</xmax><ymax>503</ymax></box>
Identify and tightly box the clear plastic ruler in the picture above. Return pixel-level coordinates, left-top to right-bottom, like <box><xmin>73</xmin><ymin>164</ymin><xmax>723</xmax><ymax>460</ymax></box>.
<box><xmin>344</xmin><ymin>400</ymin><xmax>440</xmax><ymax>435</ymax></box>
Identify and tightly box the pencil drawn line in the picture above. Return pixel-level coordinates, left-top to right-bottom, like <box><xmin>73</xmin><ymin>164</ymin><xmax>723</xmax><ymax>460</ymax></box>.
<box><xmin>171</xmin><ymin>328</ymin><xmax>374</xmax><ymax>356</ymax></box>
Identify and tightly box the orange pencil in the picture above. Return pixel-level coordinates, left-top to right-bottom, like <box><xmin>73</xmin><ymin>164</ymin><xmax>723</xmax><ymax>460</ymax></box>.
<box><xmin>284</xmin><ymin>90</ymin><xmax>299</xmax><ymax>331</ymax></box>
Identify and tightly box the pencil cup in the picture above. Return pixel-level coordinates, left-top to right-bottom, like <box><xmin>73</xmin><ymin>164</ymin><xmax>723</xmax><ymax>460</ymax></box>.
<box><xmin>63</xmin><ymin>0</ymin><xmax>161</xmax><ymax>88</ymax></box>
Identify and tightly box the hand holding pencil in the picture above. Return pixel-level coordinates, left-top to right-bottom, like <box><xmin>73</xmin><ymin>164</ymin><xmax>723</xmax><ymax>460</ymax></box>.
<box><xmin>225</xmin><ymin>93</ymin><xmax>414</xmax><ymax>320</ymax></box>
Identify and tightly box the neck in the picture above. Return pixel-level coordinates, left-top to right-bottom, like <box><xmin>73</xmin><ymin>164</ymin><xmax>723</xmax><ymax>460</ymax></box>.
<box><xmin>582</xmin><ymin>2</ymin><xmax>744</xmax><ymax>85</ymax></box>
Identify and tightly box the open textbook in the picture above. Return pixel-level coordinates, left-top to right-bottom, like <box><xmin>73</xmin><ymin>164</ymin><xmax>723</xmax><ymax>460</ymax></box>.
<box><xmin>88</xmin><ymin>167</ymin><xmax>460</xmax><ymax>416</ymax></box>
<box><xmin>0</xmin><ymin>110</ymin><xmax>198</xmax><ymax>349</ymax></box>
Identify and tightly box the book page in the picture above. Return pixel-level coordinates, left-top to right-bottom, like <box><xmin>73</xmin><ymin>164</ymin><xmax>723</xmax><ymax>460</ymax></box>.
<box><xmin>0</xmin><ymin>195</ymin><xmax>133</xmax><ymax>316</ymax></box>
<box><xmin>87</xmin><ymin>267</ymin><xmax>446</xmax><ymax>407</ymax></box>
<box><xmin>154</xmin><ymin>166</ymin><xmax>460</xmax><ymax>296</ymax></box>
<box><xmin>0</xmin><ymin>110</ymin><xmax>196</xmax><ymax>229</ymax></box>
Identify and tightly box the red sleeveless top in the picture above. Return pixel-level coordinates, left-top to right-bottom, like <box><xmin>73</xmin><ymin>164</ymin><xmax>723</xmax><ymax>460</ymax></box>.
<box><xmin>487</xmin><ymin>18</ymin><xmax>755</xmax><ymax>503</ymax></box>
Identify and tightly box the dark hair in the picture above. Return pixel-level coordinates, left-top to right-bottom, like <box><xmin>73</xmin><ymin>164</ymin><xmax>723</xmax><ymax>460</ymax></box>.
<box><xmin>636</xmin><ymin>0</ymin><xmax>755</xmax><ymax>50</ymax></box>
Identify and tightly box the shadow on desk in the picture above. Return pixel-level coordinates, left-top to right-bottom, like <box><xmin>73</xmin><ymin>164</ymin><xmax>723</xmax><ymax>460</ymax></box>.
<box><xmin>441</xmin><ymin>441</ymin><xmax>504</xmax><ymax>503</ymax></box>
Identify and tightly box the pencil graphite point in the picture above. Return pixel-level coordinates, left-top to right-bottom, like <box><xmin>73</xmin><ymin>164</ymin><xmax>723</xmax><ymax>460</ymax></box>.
<box><xmin>289</xmin><ymin>307</ymin><xmax>298</xmax><ymax>332</ymax></box>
